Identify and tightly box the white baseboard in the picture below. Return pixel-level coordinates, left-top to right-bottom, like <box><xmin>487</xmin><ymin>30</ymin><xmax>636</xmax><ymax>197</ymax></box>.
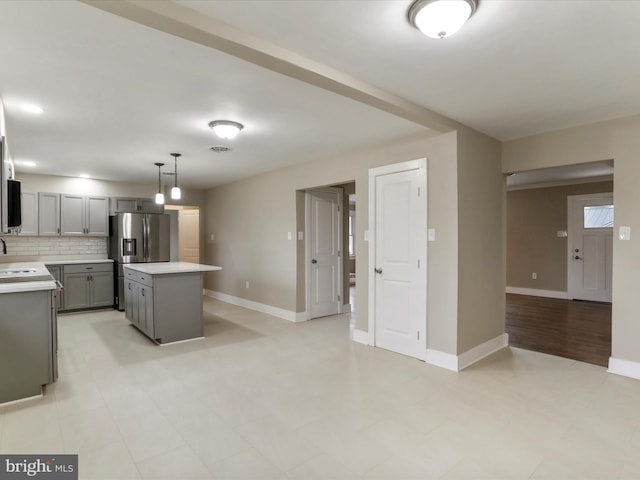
<box><xmin>352</xmin><ymin>328</ymin><xmax>372</xmax><ymax>345</ymax></box>
<box><xmin>457</xmin><ymin>333</ymin><xmax>509</xmax><ymax>371</ymax></box>
<box><xmin>341</xmin><ymin>303</ymin><xmax>353</xmax><ymax>314</ymax></box>
<box><xmin>204</xmin><ymin>290</ymin><xmax>305</xmax><ymax>323</ymax></box>
<box><xmin>506</xmin><ymin>286</ymin><xmax>568</xmax><ymax>299</ymax></box>
<box><xmin>608</xmin><ymin>357</ymin><xmax>640</xmax><ymax>381</ymax></box>
<box><xmin>425</xmin><ymin>349</ymin><xmax>459</xmax><ymax>371</ymax></box>
<box><xmin>426</xmin><ymin>333</ymin><xmax>509</xmax><ymax>372</ymax></box>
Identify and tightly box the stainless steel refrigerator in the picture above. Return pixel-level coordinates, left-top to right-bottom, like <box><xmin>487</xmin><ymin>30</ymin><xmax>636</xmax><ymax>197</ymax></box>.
<box><xmin>109</xmin><ymin>212</ymin><xmax>170</xmax><ymax>310</ymax></box>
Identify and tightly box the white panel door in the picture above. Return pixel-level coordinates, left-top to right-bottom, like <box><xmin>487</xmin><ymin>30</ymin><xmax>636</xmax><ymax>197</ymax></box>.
<box><xmin>372</xmin><ymin>162</ymin><xmax>426</xmax><ymax>359</ymax></box>
<box><xmin>568</xmin><ymin>193</ymin><xmax>613</xmax><ymax>302</ymax></box>
<box><xmin>309</xmin><ymin>189</ymin><xmax>341</xmax><ymax>319</ymax></box>
<box><xmin>179</xmin><ymin>209</ymin><xmax>200</xmax><ymax>264</ymax></box>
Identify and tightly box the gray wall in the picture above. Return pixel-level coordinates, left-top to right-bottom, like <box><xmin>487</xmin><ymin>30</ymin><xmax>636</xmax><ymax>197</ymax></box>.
<box><xmin>205</xmin><ymin>127</ymin><xmax>504</xmax><ymax>357</ymax></box>
<box><xmin>507</xmin><ymin>181</ymin><xmax>613</xmax><ymax>292</ymax></box>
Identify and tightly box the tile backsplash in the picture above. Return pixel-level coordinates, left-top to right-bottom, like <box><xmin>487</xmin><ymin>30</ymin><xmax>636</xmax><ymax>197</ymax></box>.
<box><xmin>0</xmin><ymin>236</ymin><xmax>107</xmax><ymax>259</ymax></box>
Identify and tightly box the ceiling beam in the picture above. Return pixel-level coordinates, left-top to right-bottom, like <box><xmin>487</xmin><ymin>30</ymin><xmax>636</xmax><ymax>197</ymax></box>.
<box><xmin>82</xmin><ymin>0</ymin><xmax>462</xmax><ymax>134</ymax></box>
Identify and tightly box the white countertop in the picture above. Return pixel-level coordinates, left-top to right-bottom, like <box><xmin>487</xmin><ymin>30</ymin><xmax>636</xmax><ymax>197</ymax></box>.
<box><xmin>0</xmin><ymin>262</ymin><xmax>57</xmax><ymax>293</ymax></box>
<box><xmin>124</xmin><ymin>262</ymin><xmax>222</xmax><ymax>275</ymax></box>
<box><xmin>43</xmin><ymin>259</ymin><xmax>113</xmax><ymax>265</ymax></box>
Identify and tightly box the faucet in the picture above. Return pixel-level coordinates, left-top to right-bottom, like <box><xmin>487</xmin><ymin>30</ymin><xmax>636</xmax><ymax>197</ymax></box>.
<box><xmin>1</xmin><ymin>238</ymin><xmax>6</xmax><ymax>255</ymax></box>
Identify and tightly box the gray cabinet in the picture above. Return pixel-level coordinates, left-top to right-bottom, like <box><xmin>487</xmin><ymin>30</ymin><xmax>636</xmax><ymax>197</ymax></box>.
<box><xmin>18</xmin><ymin>191</ymin><xmax>38</xmax><ymax>236</ymax></box>
<box><xmin>45</xmin><ymin>265</ymin><xmax>63</xmax><ymax>311</ymax></box>
<box><xmin>62</xmin><ymin>263</ymin><xmax>113</xmax><ymax>310</ymax></box>
<box><xmin>0</xmin><ymin>288</ymin><xmax>57</xmax><ymax>403</ymax></box>
<box><xmin>38</xmin><ymin>192</ymin><xmax>61</xmax><ymax>236</ymax></box>
<box><xmin>124</xmin><ymin>267</ymin><xmax>203</xmax><ymax>344</ymax></box>
<box><xmin>110</xmin><ymin>197</ymin><xmax>163</xmax><ymax>214</ymax></box>
<box><xmin>124</xmin><ymin>273</ymin><xmax>155</xmax><ymax>339</ymax></box>
<box><xmin>61</xmin><ymin>194</ymin><xmax>108</xmax><ymax>236</ymax></box>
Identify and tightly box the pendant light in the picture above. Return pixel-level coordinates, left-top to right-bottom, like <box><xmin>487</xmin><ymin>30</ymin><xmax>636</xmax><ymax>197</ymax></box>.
<box><xmin>170</xmin><ymin>153</ymin><xmax>181</xmax><ymax>200</ymax></box>
<box><xmin>154</xmin><ymin>162</ymin><xmax>165</xmax><ymax>205</ymax></box>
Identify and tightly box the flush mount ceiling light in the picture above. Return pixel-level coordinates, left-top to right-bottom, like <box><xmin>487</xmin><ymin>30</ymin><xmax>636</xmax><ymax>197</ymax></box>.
<box><xmin>170</xmin><ymin>153</ymin><xmax>181</xmax><ymax>200</ymax></box>
<box><xmin>154</xmin><ymin>162</ymin><xmax>165</xmax><ymax>205</ymax></box>
<box><xmin>209</xmin><ymin>120</ymin><xmax>244</xmax><ymax>139</ymax></box>
<box><xmin>408</xmin><ymin>0</ymin><xmax>477</xmax><ymax>39</ymax></box>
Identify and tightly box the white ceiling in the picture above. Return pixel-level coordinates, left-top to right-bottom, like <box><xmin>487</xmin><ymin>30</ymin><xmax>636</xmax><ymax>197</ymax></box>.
<box><xmin>1</xmin><ymin>0</ymin><xmax>638</xmax><ymax>189</ymax></box>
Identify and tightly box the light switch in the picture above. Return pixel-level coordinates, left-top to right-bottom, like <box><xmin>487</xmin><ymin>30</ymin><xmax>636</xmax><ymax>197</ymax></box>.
<box><xmin>210</xmin><ymin>233</ymin><xmax>215</xmax><ymax>241</ymax></box>
<box><xmin>427</xmin><ymin>228</ymin><xmax>436</xmax><ymax>242</ymax></box>
<box><xmin>287</xmin><ymin>231</ymin><xmax>292</xmax><ymax>241</ymax></box>
<box><xmin>619</xmin><ymin>226</ymin><xmax>631</xmax><ymax>241</ymax></box>
<box><xmin>557</xmin><ymin>230</ymin><xmax>568</xmax><ymax>237</ymax></box>
<box><xmin>298</xmin><ymin>231</ymin><xmax>304</xmax><ymax>241</ymax></box>
<box><xmin>364</xmin><ymin>230</ymin><xmax>369</xmax><ymax>242</ymax></box>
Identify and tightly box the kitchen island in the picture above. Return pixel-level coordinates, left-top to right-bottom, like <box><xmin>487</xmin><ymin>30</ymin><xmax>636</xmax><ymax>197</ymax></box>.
<box><xmin>123</xmin><ymin>262</ymin><xmax>221</xmax><ymax>344</ymax></box>
<box><xmin>0</xmin><ymin>263</ymin><xmax>59</xmax><ymax>404</ymax></box>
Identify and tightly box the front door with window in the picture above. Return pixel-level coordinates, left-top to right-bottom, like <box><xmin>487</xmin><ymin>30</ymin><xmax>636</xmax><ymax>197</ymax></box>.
<box><xmin>568</xmin><ymin>193</ymin><xmax>613</xmax><ymax>302</ymax></box>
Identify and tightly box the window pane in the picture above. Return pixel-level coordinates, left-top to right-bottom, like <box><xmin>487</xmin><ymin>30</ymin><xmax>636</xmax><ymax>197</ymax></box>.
<box><xmin>584</xmin><ymin>205</ymin><xmax>613</xmax><ymax>228</ymax></box>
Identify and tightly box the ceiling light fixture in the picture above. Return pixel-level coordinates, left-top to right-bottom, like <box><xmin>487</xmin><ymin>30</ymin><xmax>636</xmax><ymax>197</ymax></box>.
<box><xmin>209</xmin><ymin>120</ymin><xmax>243</xmax><ymax>139</ymax></box>
<box><xmin>170</xmin><ymin>153</ymin><xmax>181</xmax><ymax>200</ymax></box>
<box><xmin>408</xmin><ymin>0</ymin><xmax>477</xmax><ymax>39</ymax></box>
<box><xmin>154</xmin><ymin>162</ymin><xmax>165</xmax><ymax>205</ymax></box>
<box><xmin>20</xmin><ymin>104</ymin><xmax>44</xmax><ymax>114</ymax></box>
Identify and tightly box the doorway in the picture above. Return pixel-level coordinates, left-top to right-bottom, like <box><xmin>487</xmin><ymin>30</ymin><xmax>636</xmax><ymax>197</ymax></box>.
<box><xmin>505</xmin><ymin>162</ymin><xmax>613</xmax><ymax>365</ymax></box>
<box><xmin>368</xmin><ymin>159</ymin><xmax>427</xmax><ymax>360</ymax></box>
<box><xmin>164</xmin><ymin>205</ymin><xmax>201</xmax><ymax>263</ymax></box>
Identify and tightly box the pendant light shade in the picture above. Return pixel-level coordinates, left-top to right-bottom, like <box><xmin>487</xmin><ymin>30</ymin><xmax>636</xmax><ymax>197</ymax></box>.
<box><xmin>154</xmin><ymin>162</ymin><xmax>165</xmax><ymax>205</ymax></box>
<box><xmin>170</xmin><ymin>153</ymin><xmax>181</xmax><ymax>200</ymax></box>
<box><xmin>408</xmin><ymin>0</ymin><xmax>477</xmax><ymax>39</ymax></box>
<box><xmin>209</xmin><ymin>120</ymin><xmax>244</xmax><ymax>139</ymax></box>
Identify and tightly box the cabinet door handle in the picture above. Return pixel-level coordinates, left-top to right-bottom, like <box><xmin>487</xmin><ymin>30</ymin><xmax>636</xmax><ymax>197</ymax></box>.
<box><xmin>57</xmin><ymin>227</ymin><xmax>60</xmax><ymax>234</ymax></box>
<box><xmin>141</xmin><ymin>289</ymin><xmax>145</xmax><ymax>297</ymax></box>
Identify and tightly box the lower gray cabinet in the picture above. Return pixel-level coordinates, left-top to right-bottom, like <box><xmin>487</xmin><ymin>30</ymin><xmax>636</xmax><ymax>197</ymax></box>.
<box><xmin>45</xmin><ymin>265</ymin><xmax>63</xmax><ymax>311</ymax></box>
<box><xmin>124</xmin><ymin>277</ymin><xmax>154</xmax><ymax>339</ymax></box>
<box><xmin>123</xmin><ymin>268</ymin><xmax>203</xmax><ymax>344</ymax></box>
<box><xmin>62</xmin><ymin>263</ymin><xmax>113</xmax><ymax>311</ymax></box>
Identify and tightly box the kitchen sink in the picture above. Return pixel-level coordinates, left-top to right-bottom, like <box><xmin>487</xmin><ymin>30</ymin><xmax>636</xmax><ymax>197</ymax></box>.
<box><xmin>0</xmin><ymin>267</ymin><xmax>53</xmax><ymax>283</ymax></box>
<box><xmin>0</xmin><ymin>269</ymin><xmax>38</xmax><ymax>275</ymax></box>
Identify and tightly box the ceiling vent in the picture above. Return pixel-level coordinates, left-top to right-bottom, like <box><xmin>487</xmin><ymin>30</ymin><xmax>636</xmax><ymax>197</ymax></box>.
<box><xmin>209</xmin><ymin>145</ymin><xmax>231</xmax><ymax>153</ymax></box>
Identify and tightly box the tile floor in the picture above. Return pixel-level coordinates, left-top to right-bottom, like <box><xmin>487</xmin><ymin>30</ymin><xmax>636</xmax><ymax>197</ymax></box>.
<box><xmin>1</xmin><ymin>298</ymin><xmax>640</xmax><ymax>479</ymax></box>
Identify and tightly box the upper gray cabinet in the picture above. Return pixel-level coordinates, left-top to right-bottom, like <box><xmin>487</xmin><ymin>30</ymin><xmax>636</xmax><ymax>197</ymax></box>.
<box><xmin>60</xmin><ymin>194</ymin><xmax>108</xmax><ymax>236</ymax></box>
<box><xmin>18</xmin><ymin>191</ymin><xmax>38</xmax><ymax>236</ymax></box>
<box><xmin>38</xmin><ymin>192</ymin><xmax>61</xmax><ymax>236</ymax></box>
<box><xmin>110</xmin><ymin>197</ymin><xmax>164</xmax><ymax>214</ymax></box>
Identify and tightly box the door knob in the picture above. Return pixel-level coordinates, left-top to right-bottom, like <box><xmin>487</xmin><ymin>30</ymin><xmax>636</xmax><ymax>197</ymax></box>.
<box><xmin>574</xmin><ymin>256</ymin><xmax>582</xmax><ymax>260</ymax></box>
<box><xmin>311</xmin><ymin>259</ymin><xmax>317</xmax><ymax>264</ymax></box>
<box><xmin>374</xmin><ymin>268</ymin><xmax>383</xmax><ymax>274</ymax></box>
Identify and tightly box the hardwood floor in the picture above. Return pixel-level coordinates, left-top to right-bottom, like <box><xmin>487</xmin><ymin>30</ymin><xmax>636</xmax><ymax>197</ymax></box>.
<box><xmin>505</xmin><ymin>294</ymin><xmax>612</xmax><ymax>367</ymax></box>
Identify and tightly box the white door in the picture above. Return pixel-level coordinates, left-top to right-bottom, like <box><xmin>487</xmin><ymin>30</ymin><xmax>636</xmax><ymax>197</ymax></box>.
<box><xmin>370</xmin><ymin>159</ymin><xmax>427</xmax><ymax>359</ymax></box>
<box><xmin>568</xmin><ymin>193</ymin><xmax>613</xmax><ymax>302</ymax></box>
<box><xmin>308</xmin><ymin>189</ymin><xmax>342</xmax><ymax>319</ymax></box>
<box><xmin>179</xmin><ymin>208</ymin><xmax>200</xmax><ymax>264</ymax></box>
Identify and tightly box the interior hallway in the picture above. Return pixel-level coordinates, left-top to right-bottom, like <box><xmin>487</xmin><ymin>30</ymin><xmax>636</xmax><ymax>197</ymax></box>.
<box><xmin>0</xmin><ymin>298</ymin><xmax>638</xmax><ymax>479</ymax></box>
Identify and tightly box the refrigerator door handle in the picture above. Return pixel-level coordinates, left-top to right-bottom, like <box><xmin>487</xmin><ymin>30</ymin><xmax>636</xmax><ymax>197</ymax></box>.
<box><xmin>143</xmin><ymin>215</ymin><xmax>149</xmax><ymax>260</ymax></box>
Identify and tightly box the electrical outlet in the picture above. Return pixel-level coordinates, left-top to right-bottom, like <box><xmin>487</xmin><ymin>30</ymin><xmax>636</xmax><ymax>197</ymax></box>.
<box><xmin>245</xmin><ymin>281</ymin><xmax>250</xmax><ymax>289</ymax></box>
<box><xmin>532</xmin><ymin>272</ymin><xmax>537</xmax><ymax>280</ymax></box>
